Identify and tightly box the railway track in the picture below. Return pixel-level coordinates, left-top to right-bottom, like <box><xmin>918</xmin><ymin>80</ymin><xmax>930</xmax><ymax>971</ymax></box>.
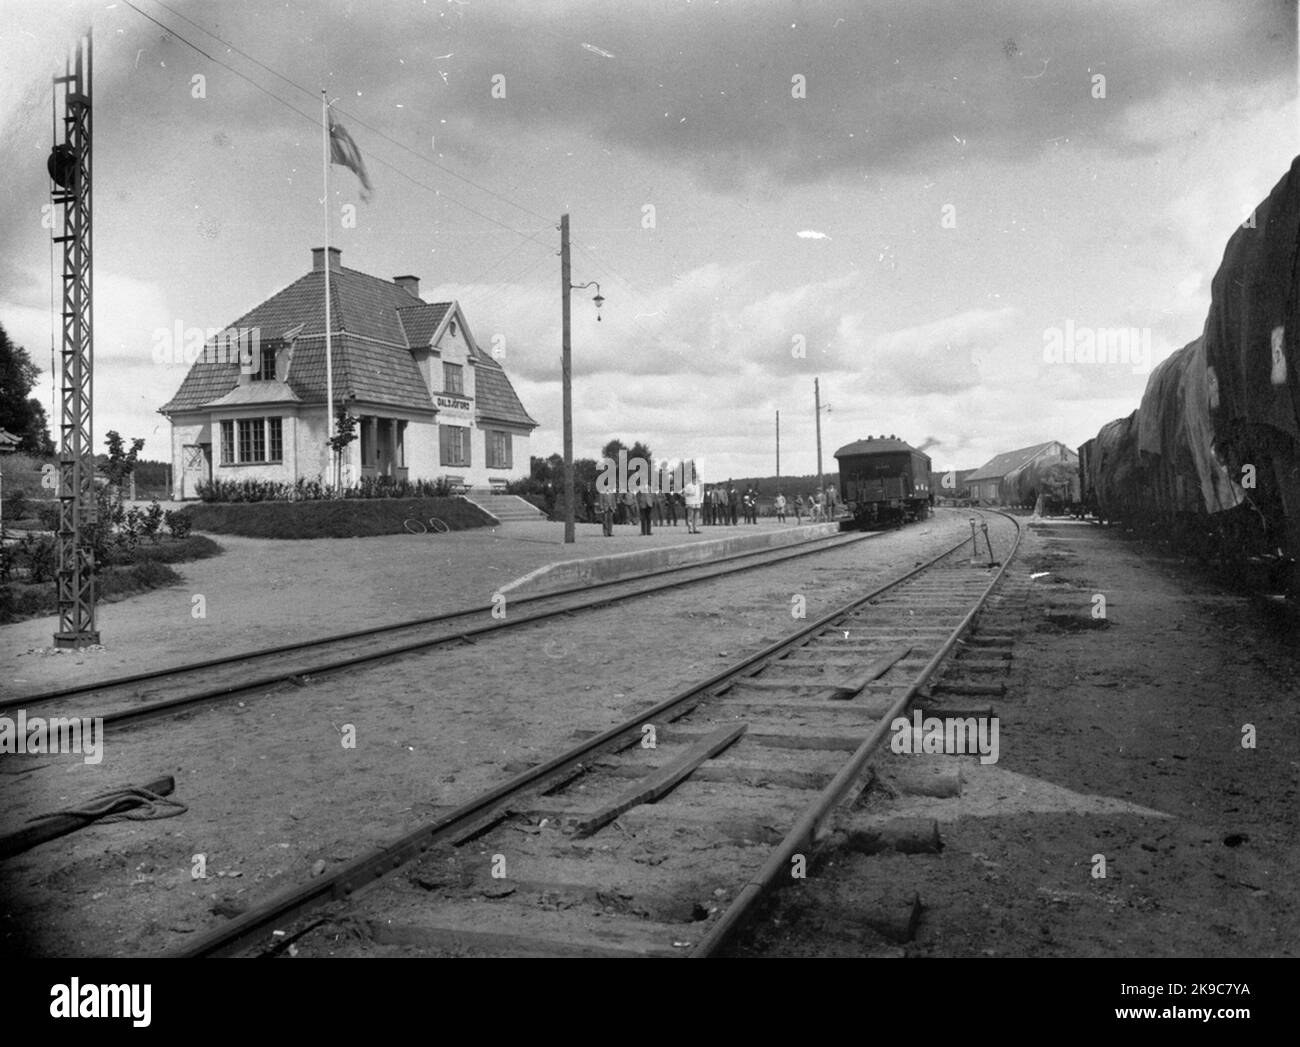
<box><xmin>175</xmin><ymin>509</ymin><xmax>1021</xmax><ymax>958</ymax></box>
<box><xmin>1</xmin><ymin>525</ymin><xmax>879</xmax><ymax>732</ymax></box>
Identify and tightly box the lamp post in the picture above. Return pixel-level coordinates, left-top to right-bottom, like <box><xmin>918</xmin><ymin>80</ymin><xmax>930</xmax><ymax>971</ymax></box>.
<box><xmin>559</xmin><ymin>213</ymin><xmax>604</xmax><ymax>544</ymax></box>
<box><xmin>814</xmin><ymin>377</ymin><xmax>832</xmax><ymax>506</ymax></box>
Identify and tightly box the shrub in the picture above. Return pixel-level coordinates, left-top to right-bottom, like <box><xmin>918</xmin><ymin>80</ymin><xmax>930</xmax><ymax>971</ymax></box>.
<box><xmin>164</xmin><ymin>508</ymin><xmax>193</xmax><ymax>539</ymax></box>
<box><xmin>195</xmin><ymin>475</ymin><xmax>460</xmax><ymax>503</ymax></box>
<box><xmin>183</xmin><ymin>496</ymin><xmax>494</xmax><ymax>539</ymax></box>
<box><xmin>36</xmin><ymin>502</ymin><xmax>60</xmax><ymax>531</ymax></box>
<box><xmin>4</xmin><ymin>490</ymin><xmax>29</xmax><ymax>524</ymax></box>
<box><xmin>140</xmin><ymin>501</ymin><xmax>165</xmax><ymax>541</ymax></box>
<box><xmin>17</xmin><ymin>533</ymin><xmax>57</xmax><ymax>583</ymax></box>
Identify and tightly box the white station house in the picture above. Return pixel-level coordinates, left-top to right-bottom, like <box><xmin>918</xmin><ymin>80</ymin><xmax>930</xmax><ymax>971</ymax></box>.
<box><xmin>160</xmin><ymin>247</ymin><xmax>538</xmax><ymax>499</ymax></box>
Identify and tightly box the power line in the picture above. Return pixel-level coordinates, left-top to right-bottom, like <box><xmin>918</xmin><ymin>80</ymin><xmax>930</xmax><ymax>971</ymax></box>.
<box><xmin>120</xmin><ymin>0</ymin><xmax>553</xmax><ymax>250</ymax></box>
<box><xmin>145</xmin><ymin>0</ymin><xmax>554</xmax><ymax>226</ymax></box>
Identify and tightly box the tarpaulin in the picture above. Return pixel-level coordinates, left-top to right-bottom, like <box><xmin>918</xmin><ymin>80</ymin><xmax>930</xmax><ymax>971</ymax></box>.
<box><xmin>1201</xmin><ymin>154</ymin><xmax>1300</xmax><ymax>442</ymax></box>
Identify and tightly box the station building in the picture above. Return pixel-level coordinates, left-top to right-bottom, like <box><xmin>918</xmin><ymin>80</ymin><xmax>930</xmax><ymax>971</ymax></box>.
<box><xmin>160</xmin><ymin>247</ymin><xmax>538</xmax><ymax>499</ymax></box>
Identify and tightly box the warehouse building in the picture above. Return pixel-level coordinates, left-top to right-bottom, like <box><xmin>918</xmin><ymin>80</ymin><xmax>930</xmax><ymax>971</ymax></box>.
<box><xmin>160</xmin><ymin>247</ymin><xmax>537</xmax><ymax>499</ymax></box>
<box><xmin>964</xmin><ymin>440</ymin><xmax>1079</xmax><ymax>506</ymax></box>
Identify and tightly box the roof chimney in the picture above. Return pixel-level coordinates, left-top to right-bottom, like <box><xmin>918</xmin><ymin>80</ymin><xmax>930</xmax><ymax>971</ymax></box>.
<box><xmin>311</xmin><ymin>246</ymin><xmax>341</xmax><ymax>272</ymax></box>
<box><xmin>394</xmin><ymin>274</ymin><xmax>420</xmax><ymax>298</ymax></box>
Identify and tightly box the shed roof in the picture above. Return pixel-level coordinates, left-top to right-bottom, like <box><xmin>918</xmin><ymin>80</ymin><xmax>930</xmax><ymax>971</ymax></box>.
<box><xmin>965</xmin><ymin>441</ymin><xmax>1064</xmax><ymax>482</ymax></box>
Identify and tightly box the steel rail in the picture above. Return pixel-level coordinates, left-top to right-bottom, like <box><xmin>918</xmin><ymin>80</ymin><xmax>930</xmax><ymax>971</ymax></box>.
<box><xmin>4</xmin><ymin>525</ymin><xmax>878</xmax><ymax>714</ymax></box>
<box><xmin>690</xmin><ymin>509</ymin><xmax>1024</xmax><ymax>956</ymax></box>
<box><xmin>173</xmin><ymin>517</ymin><xmax>983</xmax><ymax>958</ymax></box>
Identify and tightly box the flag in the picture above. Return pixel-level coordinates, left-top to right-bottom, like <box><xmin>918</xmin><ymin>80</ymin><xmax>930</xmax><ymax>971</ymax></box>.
<box><xmin>328</xmin><ymin>111</ymin><xmax>373</xmax><ymax>201</ymax></box>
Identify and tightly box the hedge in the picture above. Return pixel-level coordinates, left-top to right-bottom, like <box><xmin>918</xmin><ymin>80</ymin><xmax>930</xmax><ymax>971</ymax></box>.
<box><xmin>180</xmin><ymin>496</ymin><xmax>495</xmax><ymax>539</ymax></box>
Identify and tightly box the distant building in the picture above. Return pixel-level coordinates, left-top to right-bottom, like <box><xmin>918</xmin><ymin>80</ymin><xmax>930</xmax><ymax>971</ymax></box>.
<box><xmin>0</xmin><ymin>428</ymin><xmax>20</xmax><ymax>454</ymax></box>
<box><xmin>159</xmin><ymin>247</ymin><xmax>537</xmax><ymax>499</ymax></box>
<box><xmin>964</xmin><ymin>441</ymin><xmax>1079</xmax><ymax>506</ymax></box>
<box><xmin>929</xmin><ymin>467</ymin><xmax>977</xmax><ymax>500</ymax></box>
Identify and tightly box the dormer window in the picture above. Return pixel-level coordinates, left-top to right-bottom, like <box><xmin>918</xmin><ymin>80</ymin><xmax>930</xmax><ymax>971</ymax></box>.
<box><xmin>251</xmin><ymin>344</ymin><xmax>277</xmax><ymax>381</ymax></box>
<box><xmin>443</xmin><ymin>362</ymin><xmax>463</xmax><ymax>395</ymax></box>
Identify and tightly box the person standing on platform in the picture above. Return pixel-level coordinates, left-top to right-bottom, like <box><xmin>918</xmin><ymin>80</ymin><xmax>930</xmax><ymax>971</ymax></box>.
<box><xmin>795</xmin><ymin>494</ymin><xmax>804</xmax><ymax>524</ymax></box>
<box><xmin>636</xmin><ymin>486</ymin><xmax>653</xmax><ymax>535</ymax></box>
<box><xmin>621</xmin><ymin>489</ymin><xmax>636</xmax><ymax>527</ymax></box>
<box><xmin>600</xmin><ymin>489</ymin><xmax>615</xmax><ymax>537</ymax></box>
<box><xmin>652</xmin><ymin>489</ymin><xmax>663</xmax><ymax>527</ymax></box>
<box><xmin>727</xmin><ymin>481</ymin><xmax>739</xmax><ymax>526</ymax></box>
<box><xmin>775</xmin><ymin>492</ymin><xmax>787</xmax><ymax>523</ymax></box>
<box><xmin>684</xmin><ymin>476</ymin><xmax>702</xmax><ymax>533</ymax></box>
<box><xmin>666</xmin><ymin>487</ymin><xmax>678</xmax><ymax>526</ymax></box>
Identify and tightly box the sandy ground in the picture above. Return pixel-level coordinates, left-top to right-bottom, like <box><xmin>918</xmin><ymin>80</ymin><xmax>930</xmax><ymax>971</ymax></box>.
<box><xmin>0</xmin><ymin>510</ymin><xmax>974</xmax><ymax>957</ymax></box>
<box><xmin>734</xmin><ymin>517</ymin><xmax>1300</xmax><ymax>957</ymax></box>
<box><xmin>1</xmin><ymin>516</ymin><xmax>799</xmax><ymax>697</ymax></box>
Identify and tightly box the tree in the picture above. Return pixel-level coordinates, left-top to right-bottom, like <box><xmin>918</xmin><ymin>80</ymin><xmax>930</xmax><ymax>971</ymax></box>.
<box><xmin>102</xmin><ymin>430</ymin><xmax>146</xmax><ymax>488</ymax></box>
<box><xmin>328</xmin><ymin>406</ymin><xmax>358</xmax><ymax>489</ymax></box>
<box><xmin>601</xmin><ymin>438</ymin><xmax>628</xmax><ymax>463</ymax></box>
<box><xmin>0</xmin><ymin>323</ymin><xmax>55</xmax><ymax>453</ymax></box>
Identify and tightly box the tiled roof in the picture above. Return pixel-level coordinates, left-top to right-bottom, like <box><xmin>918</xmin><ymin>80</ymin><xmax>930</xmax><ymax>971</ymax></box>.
<box><xmin>965</xmin><ymin>441</ymin><xmax>1062</xmax><ymax>482</ymax></box>
<box><xmin>474</xmin><ymin>360</ymin><xmax>538</xmax><ymax>428</ymax></box>
<box><xmin>158</xmin><ymin>263</ymin><xmax>532</xmax><ymax>420</ymax></box>
<box><xmin>398</xmin><ymin>303</ymin><xmax>450</xmax><ymax>348</ymax></box>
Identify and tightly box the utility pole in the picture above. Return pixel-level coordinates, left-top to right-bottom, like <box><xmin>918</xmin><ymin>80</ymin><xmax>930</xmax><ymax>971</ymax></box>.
<box><xmin>560</xmin><ymin>214</ymin><xmax>575</xmax><ymax>544</ymax></box>
<box><xmin>558</xmin><ymin>216</ymin><xmax>604</xmax><ymax>545</ymax></box>
<box><xmin>50</xmin><ymin>29</ymin><xmax>98</xmax><ymax>648</ymax></box>
<box><xmin>814</xmin><ymin>378</ymin><xmax>824</xmax><ymax>503</ymax></box>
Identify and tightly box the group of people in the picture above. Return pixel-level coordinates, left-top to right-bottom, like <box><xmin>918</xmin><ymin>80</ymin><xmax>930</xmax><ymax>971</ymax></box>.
<box><xmin>590</xmin><ymin>480</ymin><xmax>839</xmax><ymax>537</ymax></box>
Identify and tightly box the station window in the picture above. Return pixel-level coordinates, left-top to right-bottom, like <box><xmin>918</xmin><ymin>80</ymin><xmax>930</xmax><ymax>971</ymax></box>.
<box><xmin>486</xmin><ymin>430</ymin><xmax>512</xmax><ymax>469</ymax></box>
<box><xmin>443</xmin><ymin>362</ymin><xmax>463</xmax><ymax>395</ymax></box>
<box><xmin>440</xmin><ymin>424</ymin><xmax>470</xmax><ymax>467</ymax></box>
<box><xmin>219</xmin><ymin>417</ymin><xmax>283</xmax><ymax>464</ymax></box>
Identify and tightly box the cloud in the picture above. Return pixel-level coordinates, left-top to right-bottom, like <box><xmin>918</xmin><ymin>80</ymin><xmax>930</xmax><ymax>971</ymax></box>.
<box><xmin>420</xmin><ymin>0</ymin><xmax>1294</xmax><ymax>189</ymax></box>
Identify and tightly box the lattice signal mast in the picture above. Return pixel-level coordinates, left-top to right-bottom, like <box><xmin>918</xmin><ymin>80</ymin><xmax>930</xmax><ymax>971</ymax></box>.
<box><xmin>49</xmin><ymin>30</ymin><xmax>99</xmax><ymax>648</ymax></box>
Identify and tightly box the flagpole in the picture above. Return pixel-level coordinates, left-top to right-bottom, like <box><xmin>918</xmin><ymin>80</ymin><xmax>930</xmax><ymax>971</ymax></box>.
<box><xmin>321</xmin><ymin>90</ymin><xmax>335</xmax><ymax>487</ymax></box>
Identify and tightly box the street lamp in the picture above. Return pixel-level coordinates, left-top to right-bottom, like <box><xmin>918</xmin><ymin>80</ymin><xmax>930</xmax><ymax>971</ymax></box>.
<box><xmin>572</xmin><ymin>281</ymin><xmax>605</xmax><ymax>319</ymax></box>
<box><xmin>814</xmin><ymin>377</ymin><xmax>832</xmax><ymax>508</ymax></box>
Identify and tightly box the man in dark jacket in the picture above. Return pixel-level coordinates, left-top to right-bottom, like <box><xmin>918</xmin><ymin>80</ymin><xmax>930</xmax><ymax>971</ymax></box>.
<box><xmin>636</xmin><ymin>488</ymin><xmax>653</xmax><ymax>535</ymax></box>
<box><xmin>728</xmin><ymin>481</ymin><xmax>740</xmax><ymax>526</ymax></box>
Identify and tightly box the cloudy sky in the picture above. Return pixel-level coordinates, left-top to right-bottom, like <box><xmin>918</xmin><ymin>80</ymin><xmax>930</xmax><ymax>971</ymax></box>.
<box><xmin>1</xmin><ymin>0</ymin><xmax>1296</xmax><ymax>478</ymax></box>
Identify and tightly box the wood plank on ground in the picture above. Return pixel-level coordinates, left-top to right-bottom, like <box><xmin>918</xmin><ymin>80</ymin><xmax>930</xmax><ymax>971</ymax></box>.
<box><xmin>574</xmin><ymin>723</ymin><xmax>747</xmax><ymax>837</ymax></box>
<box><xmin>831</xmin><ymin>645</ymin><xmax>912</xmax><ymax>699</ymax></box>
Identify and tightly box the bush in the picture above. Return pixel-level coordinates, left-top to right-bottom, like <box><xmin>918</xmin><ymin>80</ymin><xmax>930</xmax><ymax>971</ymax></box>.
<box><xmin>4</xmin><ymin>490</ymin><xmax>28</xmax><ymax>524</ymax></box>
<box><xmin>164</xmin><ymin>508</ymin><xmax>193</xmax><ymax>539</ymax></box>
<box><xmin>141</xmin><ymin>501</ymin><xmax>165</xmax><ymax>541</ymax></box>
<box><xmin>36</xmin><ymin>502</ymin><xmax>60</xmax><ymax>531</ymax></box>
<box><xmin>128</xmin><ymin>534</ymin><xmax>220</xmax><ymax>565</ymax></box>
<box><xmin>195</xmin><ymin>475</ymin><xmax>461</xmax><ymax>503</ymax></box>
<box><xmin>17</xmin><ymin>533</ymin><xmax>57</xmax><ymax>583</ymax></box>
